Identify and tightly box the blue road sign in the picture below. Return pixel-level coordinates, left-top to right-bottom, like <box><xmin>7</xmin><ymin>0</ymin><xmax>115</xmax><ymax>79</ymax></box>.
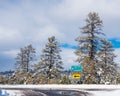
<box><xmin>71</xmin><ymin>65</ymin><xmax>83</xmax><ymax>72</ymax></box>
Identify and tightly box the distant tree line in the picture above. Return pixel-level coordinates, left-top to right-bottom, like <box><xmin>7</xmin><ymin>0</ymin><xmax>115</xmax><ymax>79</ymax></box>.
<box><xmin>1</xmin><ymin>12</ymin><xmax>120</xmax><ymax>84</ymax></box>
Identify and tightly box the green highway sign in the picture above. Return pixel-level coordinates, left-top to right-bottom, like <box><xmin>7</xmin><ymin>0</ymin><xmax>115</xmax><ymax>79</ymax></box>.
<box><xmin>71</xmin><ymin>65</ymin><xmax>83</xmax><ymax>72</ymax></box>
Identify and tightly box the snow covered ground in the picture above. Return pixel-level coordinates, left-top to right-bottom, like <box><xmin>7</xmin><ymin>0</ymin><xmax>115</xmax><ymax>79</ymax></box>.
<box><xmin>0</xmin><ymin>84</ymin><xmax>120</xmax><ymax>90</ymax></box>
<box><xmin>0</xmin><ymin>89</ymin><xmax>23</xmax><ymax>96</ymax></box>
<box><xmin>88</xmin><ymin>90</ymin><xmax>120</xmax><ymax>96</ymax></box>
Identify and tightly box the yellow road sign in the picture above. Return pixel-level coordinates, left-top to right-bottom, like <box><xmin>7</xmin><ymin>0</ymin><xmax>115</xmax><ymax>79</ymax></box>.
<box><xmin>72</xmin><ymin>73</ymin><xmax>81</xmax><ymax>79</ymax></box>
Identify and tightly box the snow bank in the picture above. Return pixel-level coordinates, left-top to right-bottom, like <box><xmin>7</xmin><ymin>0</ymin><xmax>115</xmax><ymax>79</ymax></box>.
<box><xmin>0</xmin><ymin>84</ymin><xmax>120</xmax><ymax>90</ymax></box>
<box><xmin>0</xmin><ymin>90</ymin><xmax>23</xmax><ymax>96</ymax></box>
<box><xmin>88</xmin><ymin>90</ymin><xmax>120</xmax><ymax>96</ymax></box>
<box><xmin>0</xmin><ymin>89</ymin><xmax>23</xmax><ymax>96</ymax></box>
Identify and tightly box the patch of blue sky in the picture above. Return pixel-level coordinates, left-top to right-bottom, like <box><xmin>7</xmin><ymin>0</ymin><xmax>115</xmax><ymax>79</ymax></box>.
<box><xmin>109</xmin><ymin>39</ymin><xmax>120</xmax><ymax>48</ymax></box>
<box><xmin>61</xmin><ymin>38</ymin><xmax>120</xmax><ymax>49</ymax></box>
<box><xmin>0</xmin><ymin>0</ymin><xmax>20</xmax><ymax>5</ymax></box>
<box><xmin>60</xmin><ymin>43</ymin><xmax>78</xmax><ymax>49</ymax></box>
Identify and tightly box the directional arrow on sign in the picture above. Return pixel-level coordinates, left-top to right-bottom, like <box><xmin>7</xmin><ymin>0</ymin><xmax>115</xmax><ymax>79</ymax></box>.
<box><xmin>72</xmin><ymin>73</ymin><xmax>81</xmax><ymax>79</ymax></box>
<box><xmin>74</xmin><ymin>75</ymin><xmax>79</xmax><ymax>77</ymax></box>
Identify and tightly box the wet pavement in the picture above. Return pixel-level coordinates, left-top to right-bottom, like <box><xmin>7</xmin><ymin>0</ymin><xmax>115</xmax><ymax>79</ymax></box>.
<box><xmin>0</xmin><ymin>89</ymin><xmax>92</xmax><ymax>96</ymax></box>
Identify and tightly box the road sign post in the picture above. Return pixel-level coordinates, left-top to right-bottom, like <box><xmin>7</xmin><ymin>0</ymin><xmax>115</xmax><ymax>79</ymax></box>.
<box><xmin>71</xmin><ymin>65</ymin><xmax>83</xmax><ymax>79</ymax></box>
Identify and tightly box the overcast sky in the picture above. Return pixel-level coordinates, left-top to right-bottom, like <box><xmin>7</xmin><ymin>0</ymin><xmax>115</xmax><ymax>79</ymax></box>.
<box><xmin>0</xmin><ymin>0</ymin><xmax>120</xmax><ymax>71</ymax></box>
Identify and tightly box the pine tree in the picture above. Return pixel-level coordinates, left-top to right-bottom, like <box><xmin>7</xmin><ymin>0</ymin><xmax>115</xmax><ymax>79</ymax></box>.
<box><xmin>0</xmin><ymin>75</ymin><xmax>4</xmax><ymax>84</ymax></box>
<box><xmin>24</xmin><ymin>44</ymin><xmax>36</xmax><ymax>72</ymax></box>
<box><xmin>97</xmin><ymin>39</ymin><xmax>118</xmax><ymax>84</ymax></box>
<box><xmin>15</xmin><ymin>48</ymin><xmax>26</xmax><ymax>72</ymax></box>
<box><xmin>75</xmin><ymin>12</ymin><xmax>104</xmax><ymax>84</ymax></box>
<box><xmin>60</xmin><ymin>75</ymin><xmax>71</xmax><ymax>84</ymax></box>
<box><xmin>34</xmin><ymin>36</ymin><xmax>63</xmax><ymax>84</ymax></box>
<box><xmin>117</xmin><ymin>72</ymin><xmax>120</xmax><ymax>84</ymax></box>
<box><xmin>15</xmin><ymin>44</ymin><xmax>36</xmax><ymax>73</ymax></box>
<box><xmin>11</xmin><ymin>44</ymin><xmax>36</xmax><ymax>84</ymax></box>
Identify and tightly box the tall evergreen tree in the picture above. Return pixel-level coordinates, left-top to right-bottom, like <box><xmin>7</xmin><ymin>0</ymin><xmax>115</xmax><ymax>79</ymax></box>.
<box><xmin>10</xmin><ymin>44</ymin><xmax>36</xmax><ymax>84</ymax></box>
<box><xmin>0</xmin><ymin>75</ymin><xmax>4</xmax><ymax>84</ymax></box>
<box><xmin>97</xmin><ymin>39</ymin><xmax>118</xmax><ymax>84</ymax></box>
<box><xmin>15</xmin><ymin>44</ymin><xmax>36</xmax><ymax>73</ymax></box>
<box><xmin>15</xmin><ymin>48</ymin><xmax>26</xmax><ymax>72</ymax></box>
<box><xmin>75</xmin><ymin>12</ymin><xmax>104</xmax><ymax>84</ymax></box>
<box><xmin>34</xmin><ymin>36</ymin><xmax>63</xmax><ymax>83</ymax></box>
<box><xmin>24</xmin><ymin>45</ymin><xmax>36</xmax><ymax>72</ymax></box>
<box><xmin>117</xmin><ymin>72</ymin><xmax>120</xmax><ymax>84</ymax></box>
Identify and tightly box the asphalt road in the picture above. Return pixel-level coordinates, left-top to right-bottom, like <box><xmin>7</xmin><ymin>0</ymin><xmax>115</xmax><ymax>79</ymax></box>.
<box><xmin>1</xmin><ymin>88</ymin><xmax>118</xmax><ymax>96</ymax></box>
<box><xmin>22</xmin><ymin>89</ymin><xmax>92</xmax><ymax>96</ymax></box>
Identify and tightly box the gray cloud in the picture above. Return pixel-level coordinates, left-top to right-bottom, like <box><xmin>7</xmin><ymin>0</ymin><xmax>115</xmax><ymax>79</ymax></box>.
<box><xmin>0</xmin><ymin>0</ymin><xmax>120</xmax><ymax>71</ymax></box>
